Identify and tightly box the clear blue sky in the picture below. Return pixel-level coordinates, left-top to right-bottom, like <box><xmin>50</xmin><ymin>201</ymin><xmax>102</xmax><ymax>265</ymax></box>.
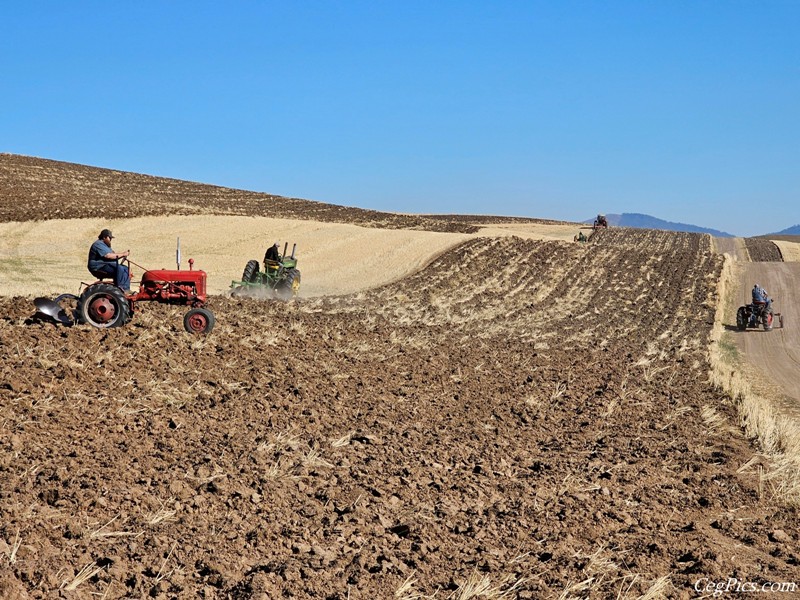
<box><xmin>2</xmin><ymin>1</ymin><xmax>798</xmax><ymax>236</ymax></box>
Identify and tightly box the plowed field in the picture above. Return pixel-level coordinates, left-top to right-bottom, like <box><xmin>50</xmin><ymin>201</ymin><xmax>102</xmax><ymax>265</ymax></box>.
<box><xmin>2</xmin><ymin>156</ymin><xmax>799</xmax><ymax>599</ymax></box>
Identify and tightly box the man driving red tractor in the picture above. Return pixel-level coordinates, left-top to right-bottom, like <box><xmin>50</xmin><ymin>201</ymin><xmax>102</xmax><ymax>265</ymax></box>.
<box><xmin>87</xmin><ymin>229</ymin><xmax>131</xmax><ymax>291</ymax></box>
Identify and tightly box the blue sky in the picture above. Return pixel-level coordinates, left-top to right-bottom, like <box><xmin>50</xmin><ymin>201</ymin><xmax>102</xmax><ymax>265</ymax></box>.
<box><xmin>2</xmin><ymin>1</ymin><xmax>798</xmax><ymax>236</ymax></box>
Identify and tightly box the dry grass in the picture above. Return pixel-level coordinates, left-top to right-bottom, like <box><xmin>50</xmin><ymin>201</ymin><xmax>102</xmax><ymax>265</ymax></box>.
<box><xmin>62</xmin><ymin>561</ymin><xmax>104</xmax><ymax>591</ymax></box>
<box><xmin>1</xmin><ymin>530</ymin><xmax>22</xmax><ymax>564</ymax></box>
<box><xmin>451</xmin><ymin>573</ymin><xmax>525</xmax><ymax>599</ymax></box>
<box><xmin>330</xmin><ymin>432</ymin><xmax>353</xmax><ymax>447</ymax></box>
<box><xmin>240</xmin><ymin>330</ymin><xmax>284</xmax><ymax>348</ymax></box>
<box><xmin>146</xmin><ymin>498</ymin><xmax>177</xmax><ymax>526</ymax></box>
<box><xmin>89</xmin><ymin>515</ymin><xmax>142</xmax><ymax>540</ymax></box>
<box><xmin>398</xmin><ymin>571</ymin><xmax>528</xmax><ymax>600</ymax></box>
<box><xmin>772</xmin><ymin>240</ymin><xmax>800</xmax><ymax>262</ymax></box>
<box><xmin>257</xmin><ymin>429</ymin><xmax>301</xmax><ymax>454</ymax></box>
<box><xmin>395</xmin><ymin>573</ymin><xmax>423</xmax><ymax>598</ymax></box>
<box><xmin>303</xmin><ymin>447</ymin><xmax>335</xmax><ymax>469</ymax></box>
<box><xmin>474</xmin><ymin>222</ymin><xmax>582</xmax><ymax>242</ymax></box>
<box><xmin>635</xmin><ymin>576</ymin><xmax>673</xmax><ymax>599</ymax></box>
<box><xmin>0</xmin><ymin>215</ymin><xmax>471</xmax><ymax>297</ymax></box>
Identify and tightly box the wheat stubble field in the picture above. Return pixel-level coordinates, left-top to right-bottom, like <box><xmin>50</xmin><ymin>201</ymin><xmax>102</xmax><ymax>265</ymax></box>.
<box><xmin>1</xmin><ymin>154</ymin><xmax>800</xmax><ymax>599</ymax></box>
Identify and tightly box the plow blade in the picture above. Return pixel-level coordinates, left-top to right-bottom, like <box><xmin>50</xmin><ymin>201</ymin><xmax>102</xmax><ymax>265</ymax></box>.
<box><xmin>33</xmin><ymin>296</ymin><xmax>75</xmax><ymax>326</ymax></box>
<box><xmin>33</xmin><ymin>294</ymin><xmax>78</xmax><ymax>327</ymax></box>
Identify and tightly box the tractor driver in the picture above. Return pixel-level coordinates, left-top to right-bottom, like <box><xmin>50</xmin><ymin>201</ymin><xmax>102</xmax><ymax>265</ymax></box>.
<box><xmin>87</xmin><ymin>229</ymin><xmax>131</xmax><ymax>291</ymax></box>
<box><xmin>752</xmin><ymin>284</ymin><xmax>772</xmax><ymax>310</ymax></box>
<box><xmin>264</xmin><ymin>242</ymin><xmax>280</xmax><ymax>264</ymax></box>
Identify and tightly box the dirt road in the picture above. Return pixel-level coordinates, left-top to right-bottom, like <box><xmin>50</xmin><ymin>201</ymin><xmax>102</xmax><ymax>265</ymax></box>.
<box><xmin>713</xmin><ymin>235</ymin><xmax>800</xmax><ymax>408</ymax></box>
<box><xmin>736</xmin><ymin>262</ymin><xmax>800</xmax><ymax>405</ymax></box>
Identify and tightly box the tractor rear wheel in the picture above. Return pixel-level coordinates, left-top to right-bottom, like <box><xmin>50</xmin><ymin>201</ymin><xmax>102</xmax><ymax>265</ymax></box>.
<box><xmin>736</xmin><ymin>306</ymin><xmax>747</xmax><ymax>330</ymax></box>
<box><xmin>76</xmin><ymin>283</ymin><xmax>131</xmax><ymax>328</ymax></box>
<box><xmin>184</xmin><ymin>308</ymin><xmax>215</xmax><ymax>334</ymax></box>
<box><xmin>242</xmin><ymin>260</ymin><xmax>259</xmax><ymax>283</ymax></box>
<box><xmin>763</xmin><ymin>308</ymin><xmax>774</xmax><ymax>331</ymax></box>
<box><xmin>275</xmin><ymin>268</ymin><xmax>301</xmax><ymax>301</ymax></box>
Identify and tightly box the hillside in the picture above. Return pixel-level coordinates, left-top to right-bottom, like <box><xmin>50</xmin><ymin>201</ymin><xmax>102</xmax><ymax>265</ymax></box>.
<box><xmin>1</xmin><ymin>157</ymin><xmax>799</xmax><ymax>598</ymax></box>
<box><xmin>0</xmin><ymin>154</ymin><xmax>567</xmax><ymax>233</ymax></box>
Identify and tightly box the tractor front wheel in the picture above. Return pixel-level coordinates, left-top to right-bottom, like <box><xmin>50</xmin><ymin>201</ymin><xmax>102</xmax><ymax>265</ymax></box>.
<box><xmin>242</xmin><ymin>260</ymin><xmax>259</xmax><ymax>283</ymax></box>
<box><xmin>275</xmin><ymin>268</ymin><xmax>301</xmax><ymax>301</ymax></box>
<box><xmin>184</xmin><ymin>307</ymin><xmax>215</xmax><ymax>334</ymax></box>
<box><xmin>76</xmin><ymin>284</ymin><xmax>131</xmax><ymax>328</ymax></box>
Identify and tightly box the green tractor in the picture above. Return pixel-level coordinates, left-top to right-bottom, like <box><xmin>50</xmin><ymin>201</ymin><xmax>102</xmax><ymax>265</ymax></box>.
<box><xmin>230</xmin><ymin>242</ymin><xmax>301</xmax><ymax>301</ymax></box>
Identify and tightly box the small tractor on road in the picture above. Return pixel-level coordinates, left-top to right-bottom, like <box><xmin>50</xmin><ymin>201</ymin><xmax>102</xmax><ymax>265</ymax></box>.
<box><xmin>736</xmin><ymin>301</ymin><xmax>784</xmax><ymax>331</ymax></box>
<box><xmin>230</xmin><ymin>242</ymin><xmax>301</xmax><ymax>301</ymax></box>
<box><xmin>34</xmin><ymin>244</ymin><xmax>215</xmax><ymax>334</ymax></box>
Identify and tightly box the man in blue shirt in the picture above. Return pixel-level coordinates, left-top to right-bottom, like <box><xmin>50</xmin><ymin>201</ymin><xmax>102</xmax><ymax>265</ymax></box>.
<box><xmin>752</xmin><ymin>284</ymin><xmax>771</xmax><ymax>306</ymax></box>
<box><xmin>87</xmin><ymin>229</ymin><xmax>131</xmax><ymax>291</ymax></box>
<box><xmin>751</xmin><ymin>282</ymin><xmax>774</xmax><ymax>324</ymax></box>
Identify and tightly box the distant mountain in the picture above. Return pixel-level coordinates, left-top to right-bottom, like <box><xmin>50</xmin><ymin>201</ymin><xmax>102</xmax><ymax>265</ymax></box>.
<box><xmin>770</xmin><ymin>224</ymin><xmax>800</xmax><ymax>235</ymax></box>
<box><xmin>584</xmin><ymin>213</ymin><xmax>734</xmax><ymax>237</ymax></box>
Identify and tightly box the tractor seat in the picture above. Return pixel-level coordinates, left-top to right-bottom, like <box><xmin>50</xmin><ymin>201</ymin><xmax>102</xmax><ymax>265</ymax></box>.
<box><xmin>264</xmin><ymin>260</ymin><xmax>280</xmax><ymax>271</ymax></box>
<box><xmin>89</xmin><ymin>271</ymin><xmax>114</xmax><ymax>282</ymax></box>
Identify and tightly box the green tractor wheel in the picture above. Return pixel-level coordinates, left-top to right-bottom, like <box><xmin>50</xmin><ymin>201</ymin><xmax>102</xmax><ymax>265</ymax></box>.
<box><xmin>242</xmin><ymin>260</ymin><xmax>259</xmax><ymax>283</ymax></box>
<box><xmin>275</xmin><ymin>268</ymin><xmax>301</xmax><ymax>301</ymax></box>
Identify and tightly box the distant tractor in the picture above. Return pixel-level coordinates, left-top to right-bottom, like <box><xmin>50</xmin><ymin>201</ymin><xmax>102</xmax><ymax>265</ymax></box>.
<box><xmin>34</xmin><ymin>243</ymin><xmax>215</xmax><ymax>334</ymax></box>
<box><xmin>230</xmin><ymin>242</ymin><xmax>301</xmax><ymax>301</ymax></box>
<box><xmin>578</xmin><ymin>213</ymin><xmax>609</xmax><ymax>238</ymax></box>
<box><xmin>594</xmin><ymin>214</ymin><xmax>608</xmax><ymax>229</ymax></box>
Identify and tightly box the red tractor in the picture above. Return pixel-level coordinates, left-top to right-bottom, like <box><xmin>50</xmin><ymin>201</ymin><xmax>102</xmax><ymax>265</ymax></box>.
<box><xmin>593</xmin><ymin>214</ymin><xmax>608</xmax><ymax>229</ymax></box>
<box><xmin>34</xmin><ymin>255</ymin><xmax>215</xmax><ymax>334</ymax></box>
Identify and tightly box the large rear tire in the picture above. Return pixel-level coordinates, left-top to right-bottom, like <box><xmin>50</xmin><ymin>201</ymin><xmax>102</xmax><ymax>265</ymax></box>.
<box><xmin>275</xmin><ymin>268</ymin><xmax>301</xmax><ymax>301</ymax></box>
<box><xmin>76</xmin><ymin>283</ymin><xmax>131</xmax><ymax>328</ymax></box>
<box><xmin>736</xmin><ymin>306</ymin><xmax>747</xmax><ymax>331</ymax></box>
<box><xmin>242</xmin><ymin>260</ymin><xmax>259</xmax><ymax>283</ymax></box>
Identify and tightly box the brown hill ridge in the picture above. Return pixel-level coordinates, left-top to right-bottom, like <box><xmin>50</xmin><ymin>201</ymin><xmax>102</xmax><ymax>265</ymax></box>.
<box><xmin>0</xmin><ymin>154</ymin><xmax>568</xmax><ymax>232</ymax></box>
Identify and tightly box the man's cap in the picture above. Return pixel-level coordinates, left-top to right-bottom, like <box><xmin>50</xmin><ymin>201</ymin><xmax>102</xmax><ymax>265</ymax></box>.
<box><xmin>99</xmin><ymin>229</ymin><xmax>114</xmax><ymax>239</ymax></box>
